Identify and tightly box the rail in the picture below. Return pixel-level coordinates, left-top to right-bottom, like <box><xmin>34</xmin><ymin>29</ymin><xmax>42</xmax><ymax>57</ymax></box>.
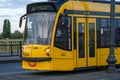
<box><xmin>0</xmin><ymin>39</ymin><xmax>22</xmax><ymax>57</ymax></box>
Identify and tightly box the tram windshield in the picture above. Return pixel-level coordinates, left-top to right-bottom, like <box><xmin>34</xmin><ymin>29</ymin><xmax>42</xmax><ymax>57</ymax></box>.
<box><xmin>24</xmin><ymin>12</ymin><xmax>56</xmax><ymax>45</ymax></box>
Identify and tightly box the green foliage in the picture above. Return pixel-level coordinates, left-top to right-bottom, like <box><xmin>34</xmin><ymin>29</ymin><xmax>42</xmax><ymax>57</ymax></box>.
<box><xmin>11</xmin><ymin>30</ymin><xmax>23</xmax><ymax>39</ymax></box>
<box><xmin>0</xmin><ymin>19</ymin><xmax>23</xmax><ymax>39</ymax></box>
<box><xmin>2</xmin><ymin>19</ymin><xmax>11</xmax><ymax>39</ymax></box>
<box><xmin>0</xmin><ymin>32</ymin><xmax>3</xmax><ymax>39</ymax></box>
<box><xmin>0</xmin><ymin>33</ymin><xmax>2</xmax><ymax>39</ymax></box>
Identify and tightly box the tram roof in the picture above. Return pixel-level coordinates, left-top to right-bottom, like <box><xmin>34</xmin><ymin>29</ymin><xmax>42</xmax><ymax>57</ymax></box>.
<box><xmin>48</xmin><ymin>0</ymin><xmax>120</xmax><ymax>4</ymax></box>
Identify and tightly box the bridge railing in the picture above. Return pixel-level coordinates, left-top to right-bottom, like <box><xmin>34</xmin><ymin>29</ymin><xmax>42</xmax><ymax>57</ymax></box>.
<box><xmin>0</xmin><ymin>39</ymin><xmax>22</xmax><ymax>57</ymax></box>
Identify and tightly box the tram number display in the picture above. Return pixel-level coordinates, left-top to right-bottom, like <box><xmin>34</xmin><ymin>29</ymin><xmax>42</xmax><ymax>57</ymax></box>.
<box><xmin>27</xmin><ymin>4</ymin><xmax>56</xmax><ymax>13</ymax></box>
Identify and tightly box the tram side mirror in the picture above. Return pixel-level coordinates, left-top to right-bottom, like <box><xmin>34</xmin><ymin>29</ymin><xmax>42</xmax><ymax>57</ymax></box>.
<box><xmin>19</xmin><ymin>14</ymin><xmax>26</xmax><ymax>28</ymax></box>
<box><xmin>19</xmin><ymin>17</ymin><xmax>22</xmax><ymax>28</ymax></box>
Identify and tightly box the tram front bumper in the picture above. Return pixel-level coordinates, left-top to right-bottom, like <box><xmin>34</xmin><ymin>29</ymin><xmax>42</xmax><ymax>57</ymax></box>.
<box><xmin>22</xmin><ymin>57</ymin><xmax>52</xmax><ymax>62</ymax></box>
<box><xmin>22</xmin><ymin>57</ymin><xmax>52</xmax><ymax>70</ymax></box>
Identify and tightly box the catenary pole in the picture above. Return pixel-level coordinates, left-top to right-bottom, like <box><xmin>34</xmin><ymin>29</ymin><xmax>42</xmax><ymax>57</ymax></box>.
<box><xmin>106</xmin><ymin>0</ymin><xmax>117</xmax><ymax>73</ymax></box>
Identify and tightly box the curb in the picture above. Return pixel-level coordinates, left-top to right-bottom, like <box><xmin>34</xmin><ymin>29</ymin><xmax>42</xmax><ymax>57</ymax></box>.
<box><xmin>0</xmin><ymin>57</ymin><xmax>22</xmax><ymax>64</ymax></box>
<box><xmin>0</xmin><ymin>59</ymin><xmax>22</xmax><ymax>64</ymax></box>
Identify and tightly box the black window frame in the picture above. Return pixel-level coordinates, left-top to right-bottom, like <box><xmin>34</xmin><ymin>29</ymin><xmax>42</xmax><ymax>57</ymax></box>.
<box><xmin>54</xmin><ymin>15</ymin><xmax>72</xmax><ymax>51</ymax></box>
<box><xmin>115</xmin><ymin>19</ymin><xmax>120</xmax><ymax>47</ymax></box>
<box><xmin>89</xmin><ymin>23</ymin><xmax>95</xmax><ymax>57</ymax></box>
<box><xmin>78</xmin><ymin>23</ymin><xmax>85</xmax><ymax>58</ymax></box>
<box><xmin>97</xmin><ymin>18</ymin><xmax>111</xmax><ymax>48</ymax></box>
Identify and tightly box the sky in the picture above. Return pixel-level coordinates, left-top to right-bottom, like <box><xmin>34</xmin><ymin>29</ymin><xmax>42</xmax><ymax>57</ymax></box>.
<box><xmin>0</xmin><ymin>0</ymin><xmax>47</xmax><ymax>33</ymax></box>
<box><xmin>0</xmin><ymin>0</ymin><xmax>120</xmax><ymax>33</ymax></box>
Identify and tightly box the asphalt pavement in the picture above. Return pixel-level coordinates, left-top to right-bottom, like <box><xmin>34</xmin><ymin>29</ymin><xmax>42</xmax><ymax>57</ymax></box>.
<box><xmin>0</xmin><ymin>68</ymin><xmax>120</xmax><ymax>80</ymax></box>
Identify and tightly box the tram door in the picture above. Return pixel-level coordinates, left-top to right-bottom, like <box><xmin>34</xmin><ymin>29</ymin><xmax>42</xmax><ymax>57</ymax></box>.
<box><xmin>76</xmin><ymin>18</ymin><xmax>97</xmax><ymax>68</ymax></box>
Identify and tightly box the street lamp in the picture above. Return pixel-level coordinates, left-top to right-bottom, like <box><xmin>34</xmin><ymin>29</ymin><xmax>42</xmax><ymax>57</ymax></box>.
<box><xmin>106</xmin><ymin>0</ymin><xmax>117</xmax><ymax>73</ymax></box>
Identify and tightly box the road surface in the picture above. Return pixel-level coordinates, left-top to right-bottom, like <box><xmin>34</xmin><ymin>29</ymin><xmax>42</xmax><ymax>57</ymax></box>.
<box><xmin>0</xmin><ymin>62</ymin><xmax>120</xmax><ymax>80</ymax></box>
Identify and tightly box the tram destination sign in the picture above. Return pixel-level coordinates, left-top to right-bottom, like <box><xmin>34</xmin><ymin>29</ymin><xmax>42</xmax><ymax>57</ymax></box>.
<box><xmin>27</xmin><ymin>3</ymin><xmax>56</xmax><ymax>13</ymax></box>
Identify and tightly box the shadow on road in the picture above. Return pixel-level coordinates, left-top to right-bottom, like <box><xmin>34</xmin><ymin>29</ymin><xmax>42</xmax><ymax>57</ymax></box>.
<box><xmin>26</xmin><ymin>68</ymin><xmax>104</xmax><ymax>76</ymax></box>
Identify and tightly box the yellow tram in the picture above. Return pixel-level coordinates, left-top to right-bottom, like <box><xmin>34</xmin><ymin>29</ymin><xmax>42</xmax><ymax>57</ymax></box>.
<box><xmin>20</xmin><ymin>0</ymin><xmax>120</xmax><ymax>71</ymax></box>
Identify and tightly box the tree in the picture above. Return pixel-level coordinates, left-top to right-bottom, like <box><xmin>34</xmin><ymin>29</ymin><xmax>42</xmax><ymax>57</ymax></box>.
<box><xmin>0</xmin><ymin>33</ymin><xmax>2</xmax><ymax>39</ymax></box>
<box><xmin>0</xmin><ymin>32</ymin><xmax>4</xmax><ymax>39</ymax></box>
<box><xmin>2</xmin><ymin>19</ymin><xmax>11</xmax><ymax>39</ymax></box>
<box><xmin>11</xmin><ymin>30</ymin><xmax>23</xmax><ymax>39</ymax></box>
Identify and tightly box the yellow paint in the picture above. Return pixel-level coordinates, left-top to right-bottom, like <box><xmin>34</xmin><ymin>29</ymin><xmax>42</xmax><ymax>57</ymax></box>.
<box><xmin>76</xmin><ymin>18</ymin><xmax>87</xmax><ymax>68</ymax></box>
<box><xmin>22</xmin><ymin>61</ymin><xmax>50</xmax><ymax>70</ymax></box>
<box><xmin>87</xmin><ymin>18</ymin><xmax>97</xmax><ymax>67</ymax></box>
<box><xmin>22</xmin><ymin>44</ymin><xmax>50</xmax><ymax>58</ymax></box>
<box><xmin>51</xmin><ymin>59</ymin><xmax>74</xmax><ymax>71</ymax></box>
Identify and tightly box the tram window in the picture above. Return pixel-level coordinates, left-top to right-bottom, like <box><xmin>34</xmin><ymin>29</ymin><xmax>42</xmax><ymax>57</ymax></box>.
<box><xmin>101</xmin><ymin>19</ymin><xmax>107</xmax><ymax>27</ymax></box>
<box><xmin>97</xmin><ymin>18</ymin><xmax>110</xmax><ymax>48</ymax></box>
<box><xmin>116</xmin><ymin>19</ymin><xmax>120</xmax><ymax>47</ymax></box>
<box><xmin>118</xmin><ymin>20</ymin><xmax>120</xmax><ymax>27</ymax></box>
<box><xmin>78</xmin><ymin>23</ymin><xmax>85</xmax><ymax>58</ymax></box>
<box><xmin>89</xmin><ymin>23</ymin><xmax>95</xmax><ymax>57</ymax></box>
<box><xmin>54</xmin><ymin>16</ymin><xmax>72</xmax><ymax>50</ymax></box>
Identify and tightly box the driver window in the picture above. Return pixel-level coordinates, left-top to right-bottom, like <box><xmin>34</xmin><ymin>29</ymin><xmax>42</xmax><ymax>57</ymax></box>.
<box><xmin>54</xmin><ymin>15</ymin><xmax>72</xmax><ymax>50</ymax></box>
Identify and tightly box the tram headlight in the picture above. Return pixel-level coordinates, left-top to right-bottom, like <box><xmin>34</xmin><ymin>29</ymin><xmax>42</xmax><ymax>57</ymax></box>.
<box><xmin>46</xmin><ymin>48</ymin><xmax>50</xmax><ymax>53</ymax></box>
<box><xmin>45</xmin><ymin>47</ymin><xmax>50</xmax><ymax>56</ymax></box>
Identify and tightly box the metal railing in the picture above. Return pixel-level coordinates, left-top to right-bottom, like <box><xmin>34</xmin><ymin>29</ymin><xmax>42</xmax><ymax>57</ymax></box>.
<box><xmin>0</xmin><ymin>39</ymin><xmax>22</xmax><ymax>57</ymax></box>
